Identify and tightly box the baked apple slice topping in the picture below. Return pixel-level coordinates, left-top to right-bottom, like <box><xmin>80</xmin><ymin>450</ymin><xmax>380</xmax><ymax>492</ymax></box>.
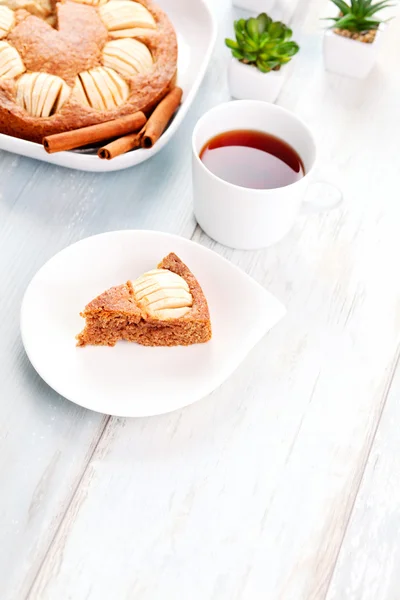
<box><xmin>132</xmin><ymin>269</ymin><xmax>193</xmax><ymax>320</ymax></box>
<box><xmin>0</xmin><ymin>6</ymin><xmax>14</xmax><ymax>38</ymax></box>
<box><xmin>103</xmin><ymin>38</ymin><xmax>153</xmax><ymax>77</ymax></box>
<box><xmin>0</xmin><ymin>0</ymin><xmax>51</xmax><ymax>18</ymax></box>
<box><xmin>0</xmin><ymin>40</ymin><xmax>24</xmax><ymax>79</ymax></box>
<box><xmin>73</xmin><ymin>66</ymin><xmax>129</xmax><ymax>110</ymax></box>
<box><xmin>99</xmin><ymin>0</ymin><xmax>156</xmax><ymax>37</ymax></box>
<box><xmin>16</xmin><ymin>72</ymin><xmax>70</xmax><ymax>116</ymax></box>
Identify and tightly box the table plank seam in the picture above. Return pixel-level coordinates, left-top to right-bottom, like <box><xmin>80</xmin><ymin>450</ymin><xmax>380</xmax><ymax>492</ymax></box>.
<box><xmin>24</xmin><ymin>414</ymin><xmax>111</xmax><ymax>600</ymax></box>
<box><xmin>322</xmin><ymin>343</ymin><xmax>400</xmax><ymax>600</ymax></box>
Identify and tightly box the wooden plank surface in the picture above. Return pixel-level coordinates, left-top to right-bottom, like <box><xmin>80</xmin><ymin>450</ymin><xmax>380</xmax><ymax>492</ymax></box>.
<box><xmin>1</xmin><ymin>0</ymin><xmax>400</xmax><ymax>599</ymax></box>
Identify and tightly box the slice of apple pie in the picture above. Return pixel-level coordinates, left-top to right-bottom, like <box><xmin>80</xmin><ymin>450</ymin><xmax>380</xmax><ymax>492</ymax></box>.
<box><xmin>76</xmin><ymin>253</ymin><xmax>212</xmax><ymax>347</ymax></box>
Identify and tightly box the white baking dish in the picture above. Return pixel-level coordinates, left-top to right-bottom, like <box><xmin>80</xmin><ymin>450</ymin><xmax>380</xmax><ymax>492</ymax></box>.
<box><xmin>0</xmin><ymin>0</ymin><xmax>217</xmax><ymax>172</ymax></box>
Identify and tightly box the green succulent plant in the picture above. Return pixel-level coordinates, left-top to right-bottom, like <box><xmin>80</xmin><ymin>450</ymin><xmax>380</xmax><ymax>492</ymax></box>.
<box><xmin>325</xmin><ymin>0</ymin><xmax>394</xmax><ymax>32</ymax></box>
<box><xmin>225</xmin><ymin>13</ymin><xmax>299</xmax><ymax>73</ymax></box>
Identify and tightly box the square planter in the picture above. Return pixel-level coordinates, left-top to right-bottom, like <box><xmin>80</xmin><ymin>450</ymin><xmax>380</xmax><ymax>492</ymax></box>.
<box><xmin>232</xmin><ymin>0</ymin><xmax>275</xmax><ymax>13</ymax></box>
<box><xmin>228</xmin><ymin>58</ymin><xmax>284</xmax><ymax>103</ymax></box>
<box><xmin>323</xmin><ymin>27</ymin><xmax>383</xmax><ymax>78</ymax></box>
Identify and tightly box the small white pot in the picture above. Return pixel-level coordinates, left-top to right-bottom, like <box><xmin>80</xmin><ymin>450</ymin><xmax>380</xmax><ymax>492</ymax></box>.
<box><xmin>228</xmin><ymin>58</ymin><xmax>284</xmax><ymax>103</ymax></box>
<box><xmin>323</xmin><ymin>27</ymin><xmax>383</xmax><ymax>78</ymax></box>
<box><xmin>232</xmin><ymin>0</ymin><xmax>275</xmax><ymax>13</ymax></box>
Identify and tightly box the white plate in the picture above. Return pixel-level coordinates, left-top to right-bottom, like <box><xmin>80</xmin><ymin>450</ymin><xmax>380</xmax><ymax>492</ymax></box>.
<box><xmin>21</xmin><ymin>231</ymin><xmax>286</xmax><ymax>417</ymax></box>
<box><xmin>0</xmin><ymin>0</ymin><xmax>216</xmax><ymax>172</ymax></box>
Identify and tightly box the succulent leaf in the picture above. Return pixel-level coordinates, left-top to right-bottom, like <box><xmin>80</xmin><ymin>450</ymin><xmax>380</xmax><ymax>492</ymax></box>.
<box><xmin>246</xmin><ymin>17</ymin><xmax>260</xmax><ymax>41</ymax></box>
<box><xmin>257</xmin><ymin>12</ymin><xmax>271</xmax><ymax>33</ymax></box>
<box><xmin>330</xmin><ymin>0</ymin><xmax>352</xmax><ymax>13</ymax></box>
<box><xmin>365</xmin><ymin>0</ymin><xmax>393</xmax><ymax>14</ymax></box>
<box><xmin>256</xmin><ymin>58</ymin><xmax>270</xmax><ymax>72</ymax></box>
<box><xmin>243</xmin><ymin>51</ymin><xmax>258</xmax><ymax>62</ymax></box>
<box><xmin>268</xmin><ymin>22</ymin><xmax>286</xmax><ymax>39</ymax></box>
<box><xmin>259</xmin><ymin>32</ymin><xmax>271</xmax><ymax>48</ymax></box>
<box><xmin>234</xmin><ymin>23</ymin><xmax>245</xmax><ymax>43</ymax></box>
<box><xmin>231</xmin><ymin>49</ymin><xmax>244</xmax><ymax>60</ymax></box>
<box><xmin>276</xmin><ymin>41</ymin><xmax>300</xmax><ymax>57</ymax></box>
<box><xmin>225</xmin><ymin>38</ymin><xmax>239</xmax><ymax>50</ymax></box>
<box><xmin>283</xmin><ymin>27</ymin><xmax>293</xmax><ymax>40</ymax></box>
<box><xmin>242</xmin><ymin>38</ymin><xmax>259</xmax><ymax>52</ymax></box>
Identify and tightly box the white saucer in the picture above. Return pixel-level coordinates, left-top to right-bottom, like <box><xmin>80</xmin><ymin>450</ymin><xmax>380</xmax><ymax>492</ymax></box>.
<box><xmin>20</xmin><ymin>231</ymin><xmax>286</xmax><ymax>417</ymax></box>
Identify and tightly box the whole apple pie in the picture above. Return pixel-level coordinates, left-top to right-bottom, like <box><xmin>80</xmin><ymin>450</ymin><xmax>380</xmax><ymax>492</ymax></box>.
<box><xmin>0</xmin><ymin>0</ymin><xmax>177</xmax><ymax>142</ymax></box>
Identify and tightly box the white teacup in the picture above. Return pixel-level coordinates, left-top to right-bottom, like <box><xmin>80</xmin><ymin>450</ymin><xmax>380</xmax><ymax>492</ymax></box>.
<box><xmin>192</xmin><ymin>100</ymin><xmax>340</xmax><ymax>250</ymax></box>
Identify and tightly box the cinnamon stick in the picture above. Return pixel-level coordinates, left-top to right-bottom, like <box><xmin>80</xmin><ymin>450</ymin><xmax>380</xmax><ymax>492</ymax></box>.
<box><xmin>43</xmin><ymin>111</ymin><xmax>147</xmax><ymax>154</ymax></box>
<box><xmin>97</xmin><ymin>87</ymin><xmax>183</xmax><ymax>160</ymax></box>
<box><xmin>141</xmin><ymin>87</ymin><xmax>183</xmax><ymax>149</ymax></box>
<box><xmin>98</xmin><ymin>126</ymin><xmax>145</xmax><ymax>160</ymax></box>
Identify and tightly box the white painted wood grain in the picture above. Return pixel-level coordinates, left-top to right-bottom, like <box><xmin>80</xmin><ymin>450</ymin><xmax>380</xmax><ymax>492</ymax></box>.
<box><xmin>23</xmin><ymin>4</ymin><xmax>400</xmax><ymax>600</ymax></box>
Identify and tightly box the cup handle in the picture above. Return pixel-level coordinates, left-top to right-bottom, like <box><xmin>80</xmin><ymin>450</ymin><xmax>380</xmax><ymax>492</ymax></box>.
<box><xmin>300</xmin><ymin>174</ymin><xmax>343</xmax><ymax>215</ymax></box>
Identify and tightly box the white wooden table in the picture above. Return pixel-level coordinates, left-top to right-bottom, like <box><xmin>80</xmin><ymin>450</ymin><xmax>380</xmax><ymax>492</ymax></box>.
<box><xmin>1</xmin><ymin>1</ymin><xmax>400</xmax><ymax>598</ymax></box>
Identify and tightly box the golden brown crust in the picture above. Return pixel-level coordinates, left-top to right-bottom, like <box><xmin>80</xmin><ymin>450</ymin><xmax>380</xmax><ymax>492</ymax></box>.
<box><xmin>77</xmin><ymin>254</ymin><xmax>212</xmax><ymax>347</ymax></box>
<box><xmin>0</xmin><ymin>0</ymin><xmax>178</xmax><ymax>143</ymax></box>
<box><xmin>76</xmin><ymin>282</ymin><xmax>142</xmax><ymax>347</ymax></box>
<box><xmin>81</xmin><ymin>281</ymin><xmax>140</xmax><ymax>316</ymax></box>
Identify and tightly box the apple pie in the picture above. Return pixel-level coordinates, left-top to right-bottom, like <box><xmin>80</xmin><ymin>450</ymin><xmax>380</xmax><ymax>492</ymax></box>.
<box><xmin>76</xmin><ymin>253</ymin><xmax>212</xmax><ymax>347</ymax></box>
<box><xmin>0</xmin><ymin>0</ymin><xmax>177</xmax><ymax>142</ymax></box>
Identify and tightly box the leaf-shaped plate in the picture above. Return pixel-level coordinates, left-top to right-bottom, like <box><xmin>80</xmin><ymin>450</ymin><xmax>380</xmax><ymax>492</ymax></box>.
<box><xmin>20</xmin><ymin>230</ymin><xmax>286</xmax><ymax>417</ymax></box>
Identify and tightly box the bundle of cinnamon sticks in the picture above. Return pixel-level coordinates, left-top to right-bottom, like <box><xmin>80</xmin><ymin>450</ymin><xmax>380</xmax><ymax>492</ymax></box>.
<box><xmin>43</xmin><ymin>87</ymin><xmax>182</xmax><ymax>160</ymax></box>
